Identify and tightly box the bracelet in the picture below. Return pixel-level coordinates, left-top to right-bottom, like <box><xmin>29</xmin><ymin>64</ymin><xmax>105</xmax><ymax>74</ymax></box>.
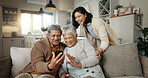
<box><xmin>48</xmin><ymin>68</ymin><xmax>54</xmax><ymax>71</ymax></box>
<box><xmin>48</xmin><ymin>63</ymin><xmax>54</xmax><ymax>71</ymax></box>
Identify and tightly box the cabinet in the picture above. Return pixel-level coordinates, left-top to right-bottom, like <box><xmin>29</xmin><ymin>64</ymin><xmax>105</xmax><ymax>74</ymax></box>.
<box><xmin>2</xmin><ymin>38</ymin><xmax>25</xmax><ymax>56</ymax></box>
<box><xmin>2</xmin><ymin>7</ymin><xmax>18</xmax><ymax>26</ymax></box>
<box><xmin>110</xmin><ymin>14</ymin><xmax>140</xmax><ymax>44</ymax></box>
<box><xmin>99</xmin><ymin>0</ymin><xmax>110</xmax><ymax>17</ymax></box>
<box><xmin>98</xmin><ymin>0</ymin><xmax>119</xmax><ymax>21</ymax></box>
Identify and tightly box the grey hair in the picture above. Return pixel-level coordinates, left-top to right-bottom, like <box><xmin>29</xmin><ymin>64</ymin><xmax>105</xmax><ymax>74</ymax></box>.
<box><xmin>62</xmin><ymin>24</ymin><xmax>77</xmax><ymax>36</ymax></box>
<box><xmin>47</xmin><ymin>24</ymin><xmax>62</xmax><ymax>35</ymax></box>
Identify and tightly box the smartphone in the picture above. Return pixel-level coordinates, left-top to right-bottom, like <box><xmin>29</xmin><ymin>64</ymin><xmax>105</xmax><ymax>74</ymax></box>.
<box><xmin>55</xmin><ymin>51</ymin><xmax>63</xmax><ymax>57</ymax></box>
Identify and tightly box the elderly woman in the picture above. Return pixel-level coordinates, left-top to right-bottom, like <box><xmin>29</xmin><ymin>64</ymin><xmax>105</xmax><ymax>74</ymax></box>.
<box><xmin>59</xmin><ymin>25</ymin><xmax>105</xmax><ymax>78</ymax></box>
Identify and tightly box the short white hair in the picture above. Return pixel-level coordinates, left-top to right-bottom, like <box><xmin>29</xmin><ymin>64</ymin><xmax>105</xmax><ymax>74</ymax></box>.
<box><xmin>62</xmin><ymin>24</ymin><xmax>77</xmax><ymax>36</ymax></box>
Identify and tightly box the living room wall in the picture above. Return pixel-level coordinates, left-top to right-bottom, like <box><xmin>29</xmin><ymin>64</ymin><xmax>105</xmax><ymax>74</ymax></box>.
<box><xmin>0</xmin><ymin>0</ymin><xmax>57</xmax><ymax>11</ymax></box>
<box><xmin>0</xmin><ymin>0</ymin><xmax>55</xmax><ymax>36</ymax></box>
<box><xmin>119</xmin><ymin>0</ymin><xmax>148</xmax><ymax>27</ymax></box>
<box><xmin>74</xmin><ymin>0</ymin><xmax>99</xmax><ymax>17</ymax></box>
<box><xmin>0</xmin><ymin>0</ymin><xmax>69</xmax><ymax>36</ymax></box>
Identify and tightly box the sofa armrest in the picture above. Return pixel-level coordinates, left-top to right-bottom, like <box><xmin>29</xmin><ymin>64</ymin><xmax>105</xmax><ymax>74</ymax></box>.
<box><xmin>0</xmin><ymin>56</ymin><xmax>12</xmax><ymax>78</ymax></box>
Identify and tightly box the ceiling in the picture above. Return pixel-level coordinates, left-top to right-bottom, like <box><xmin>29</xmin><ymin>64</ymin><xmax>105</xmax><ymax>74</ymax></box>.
<box><xmin>27</xmin><ymin>0</ymin><xmax>55</xmax><ymax>5</ymax></box>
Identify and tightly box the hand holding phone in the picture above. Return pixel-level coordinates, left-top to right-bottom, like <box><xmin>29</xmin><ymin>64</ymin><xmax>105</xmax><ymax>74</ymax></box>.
<box><xmin>48</xmin><ymin>51</ymin><xmax>64</xmax><ymax>69</ymax></box>
<box><xmin>55</xmin><ymin>51</ymin><xmax>63</xmax><ymax>57</ymax></box>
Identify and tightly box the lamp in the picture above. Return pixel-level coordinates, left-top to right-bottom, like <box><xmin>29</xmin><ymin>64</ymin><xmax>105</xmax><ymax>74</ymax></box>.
<box><xmin>39</xmin><ymin>8</ymin><xmax>44</xmax><ymax>14</ymax></box>
<box><xmin>45</xmin><ymin>0</ymin><xmax>56</xmax><ymax>10</ymax></box>
<box><xmin>38</xmin><ymin>0</ymin><xmax>44</xmax><ymax>14</ymax></box>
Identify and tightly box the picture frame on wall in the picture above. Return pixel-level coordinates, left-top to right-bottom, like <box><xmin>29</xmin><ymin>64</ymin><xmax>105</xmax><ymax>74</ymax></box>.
<box><xmin>136</xmin><ymin>14</ymin><xmax>142</xmax><ymax>25</ymax></box>
<box><xmin>133</xmin><ymin>8</ymin><xmax>140</xmax><ymax>14</ymax></box>
<box><xmin>118</xmin><ymin>7</ymin><xmax>132</xmax><ymax>16</ymax></box>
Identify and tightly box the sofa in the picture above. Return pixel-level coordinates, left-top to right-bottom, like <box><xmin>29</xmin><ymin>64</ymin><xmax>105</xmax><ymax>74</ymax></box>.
<box><xmin>0</xmin><ymin>43</ymin><xmax>147</xmax><ymax>78</ymax></box>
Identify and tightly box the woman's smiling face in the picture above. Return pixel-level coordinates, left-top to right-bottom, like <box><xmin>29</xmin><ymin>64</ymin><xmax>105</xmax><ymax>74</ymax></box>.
<box><xmin>74</xmin><ymin>12</ymin><xmax>86</xmax><ymax>25</ymax></box>
<box><xmin>63</xmin><ymin>33</ymin><xmax>77</xmax><ymax>48</ymax></box>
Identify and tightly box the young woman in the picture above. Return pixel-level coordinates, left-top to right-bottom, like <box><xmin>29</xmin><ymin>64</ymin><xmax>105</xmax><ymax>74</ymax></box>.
<box><xmin>72</xmin><ymin>7</ymin><xmax>114</xmax><ymax>59</ymax></box>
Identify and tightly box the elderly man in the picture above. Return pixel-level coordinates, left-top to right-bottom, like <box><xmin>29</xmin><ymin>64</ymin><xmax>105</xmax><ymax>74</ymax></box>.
<box><xmin>16</xmin><ymin>24</ymin><xmax>66</xmax><ymax>78</ymax></box>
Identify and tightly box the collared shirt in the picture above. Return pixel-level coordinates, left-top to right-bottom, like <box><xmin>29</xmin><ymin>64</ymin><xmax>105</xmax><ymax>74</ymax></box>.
<box><xmin>48</xmin><ymin>43</ymin><xmax>61</xmax><ymax>62</ymax></box>
<box><xmin>50</xmin><ymin>43</ymin><xmax>61</xmax><ymax>54</ymax></box>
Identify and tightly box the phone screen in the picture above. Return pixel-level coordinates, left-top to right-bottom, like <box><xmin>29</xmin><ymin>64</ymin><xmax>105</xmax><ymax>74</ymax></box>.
<box><xmin>55</xmin><ymin>51</ymin><xmax>63</xmax><ymax>57</ymax></box>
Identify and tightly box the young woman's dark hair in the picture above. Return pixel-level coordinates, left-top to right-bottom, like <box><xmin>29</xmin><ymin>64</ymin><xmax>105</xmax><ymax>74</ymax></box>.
<box><xmin>72</xmin><ymin>7</ymin><xmax>93</xmax><ymax>29</ymax></box>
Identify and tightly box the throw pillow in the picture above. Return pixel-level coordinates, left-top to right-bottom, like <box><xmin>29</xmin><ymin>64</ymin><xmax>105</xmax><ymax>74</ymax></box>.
<box><xmin>10</xmin><ymin>47</ymin><xmax>32</xmax><ymax>77</ymax></box>
<box><xmin>139</xmin><ymin>56</ymin><xmax>148</xmax><ymax>78</ymax></box>
<box><xmin>102</xmin><ymin>43</ymin><xmax>143</xmax><ymax>77</ymax></box>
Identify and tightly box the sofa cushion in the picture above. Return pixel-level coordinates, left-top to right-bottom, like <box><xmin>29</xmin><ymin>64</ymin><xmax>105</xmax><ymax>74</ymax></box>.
<box><xmin>10</xmin><ymin>47</ymin><xmax>32</xmax><ymax>77</ymax></box>
<box><xmin>0</xmin><ymin>56</ymin><xmax>11</xmax><ymax>78</ymax></box>
<box><xmin>139</xmin><ymin>56</ymin><xmax>148</xmax><ymax>78</ymax></box>
<box><xmin>102</xmin><ymin>43</ymin><xmax>143</xmax><ymax>78</ymax></box>
<box><xmin>111</xmin><ymin>76</ymin><xmax>145</xmax><ymax>78</ymax></box>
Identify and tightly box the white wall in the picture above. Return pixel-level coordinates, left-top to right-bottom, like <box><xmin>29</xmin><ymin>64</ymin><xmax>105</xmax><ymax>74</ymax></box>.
<box><xmin>57</xmin><ymin>11</ymin><xmax>68</xmax><ymax>27</ymax></box>
<box><xmin>87</xmin><ymin>0</ymin><xmax>99</xmax><ymax>17</ymax></box>
<box><xmin>58</xmin><ymin>0</ymin><xmax>74</xmax><ymax>11</ymax></box>
<box><xmin>56</xmin><ymin>0</ymin><xmax>73</xmax><ymax>26</ymax></box>
<box><xmin>119</xmin><ymin>0</ymin><xmax>148</xmax><ymax>27</ymax></box>
<box><xmin>74</xmin><ymin>0</ymin><xmax>87</xmax><ymax>6</ymax></box>
<box><xmin>74</xmin><ymin>0</ymin><xmax>99</xmax><ymax>17</ymax></box>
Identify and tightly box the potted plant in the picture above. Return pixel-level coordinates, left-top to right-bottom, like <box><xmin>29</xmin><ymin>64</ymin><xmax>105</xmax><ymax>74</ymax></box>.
<box><xmin>136</xmin><ymin>24</ymin><xmax>148</xmax><ymax>57</ymax></box>
<box><xmin>41</xmin><ymin>27</ymin><xmax>47</xmax><ymax>32</ymax></box>
<box><xmin>115</xmin><ymin>5</ymin><xmax>123</xmax><ymax>10</ymax></box>
<box><xmin>41</xmin><ymin>27</ymin><xmax>47</xmax><ymax>38</ymax></box>
<box><xmin>114</xmin><ymin>5</ymin><xmax>123</xmax><ymax>16</ymax></box>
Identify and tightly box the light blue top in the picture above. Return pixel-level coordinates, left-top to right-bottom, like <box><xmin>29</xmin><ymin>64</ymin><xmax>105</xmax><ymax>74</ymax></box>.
<box><xmin>86</xmin><ymin>23</ymin><xmax>100</xmax><ymax>40</ymax></box>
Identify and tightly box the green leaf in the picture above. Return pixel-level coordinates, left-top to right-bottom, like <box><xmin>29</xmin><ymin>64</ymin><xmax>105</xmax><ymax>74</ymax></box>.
<box><xmin>115</xmin><ymin>5</ymin><xmax>123</xmax><ymax>10</ymax></box>
<box><xmin>41</xmin><ymin>27</ymin><xmax>47</xmax><ymax>31</ymax></box>
<box><xmin>142</xmin><ymin>28</ymin><xmax>148</xmax><ymax>36</ymax></box>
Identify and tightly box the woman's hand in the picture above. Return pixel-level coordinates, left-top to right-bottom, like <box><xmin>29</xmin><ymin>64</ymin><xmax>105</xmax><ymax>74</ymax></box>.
<box><xmin>66</xmin><ymin>53</ymin><xmax>82</xmax><ymax>67</ymax></box>
<box><xmin>48</xmin><ymin>52</ymin><xmax>65</xmax><ymax>69</ymax></box>
<box><xmin>95</xmin><ymin>48</ymin><xmax>103</xmax><ymax>60</ymax></box>
<box><xmin>61</xmin><ymin>72</ymin><xmax>69</xmax><ymax>78</ymax></box>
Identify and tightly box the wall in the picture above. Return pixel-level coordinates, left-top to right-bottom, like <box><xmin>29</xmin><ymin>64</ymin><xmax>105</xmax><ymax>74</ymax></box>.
<box><xmin>57</xmin><ymin>11</ymin><xmax>68</xmax><ymax>27</ymax></box>
<box><xmin>0</xmin><ymin>0</ymin><xmax>58</xmax><ymax>11</ymax></box>
<box><xmin>0</xmin><ymin>0</ymin><xmax>69</xmax><ymax>36</ymax></box>
<box><xmin>0</xmin><ymin>4</ymin><xmax>2</xmax><ymax>57</ymax></box>
<box><xmin>58</xmin><ymin>0</ymin><xmax>74</xmax><ymax>11</ymax></box>
<box><xmin>74</xmin><ymin>0</ymin><xmax>99</xmax><ymax>17</ymax></box>
<box><xmin>56</xmin><ymin>0</ymin><xmax>73</xmax><ymax>26</ymax></box>
<box><xmin>119</xmin><ymin>0</ymin><xmax>148</xmax><ymax>27</ymax></box>
<box><xmin>0</xmin><ymin>0</ymin><xmax>55</xmax><ymax>36</ymax></box>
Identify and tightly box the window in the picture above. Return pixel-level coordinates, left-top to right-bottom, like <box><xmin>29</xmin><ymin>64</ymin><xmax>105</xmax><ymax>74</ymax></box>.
<box><xmin>21</xmin><ymin>11</ymin><xmax>53</xmax><ymax>35</ymax></box>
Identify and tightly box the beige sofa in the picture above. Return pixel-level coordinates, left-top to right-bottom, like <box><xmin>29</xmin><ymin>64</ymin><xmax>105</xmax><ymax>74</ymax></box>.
<box><xmin>0</xmin><ymin>43</ymin><xmax>147</xmax><ymax>78</ymax></box>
